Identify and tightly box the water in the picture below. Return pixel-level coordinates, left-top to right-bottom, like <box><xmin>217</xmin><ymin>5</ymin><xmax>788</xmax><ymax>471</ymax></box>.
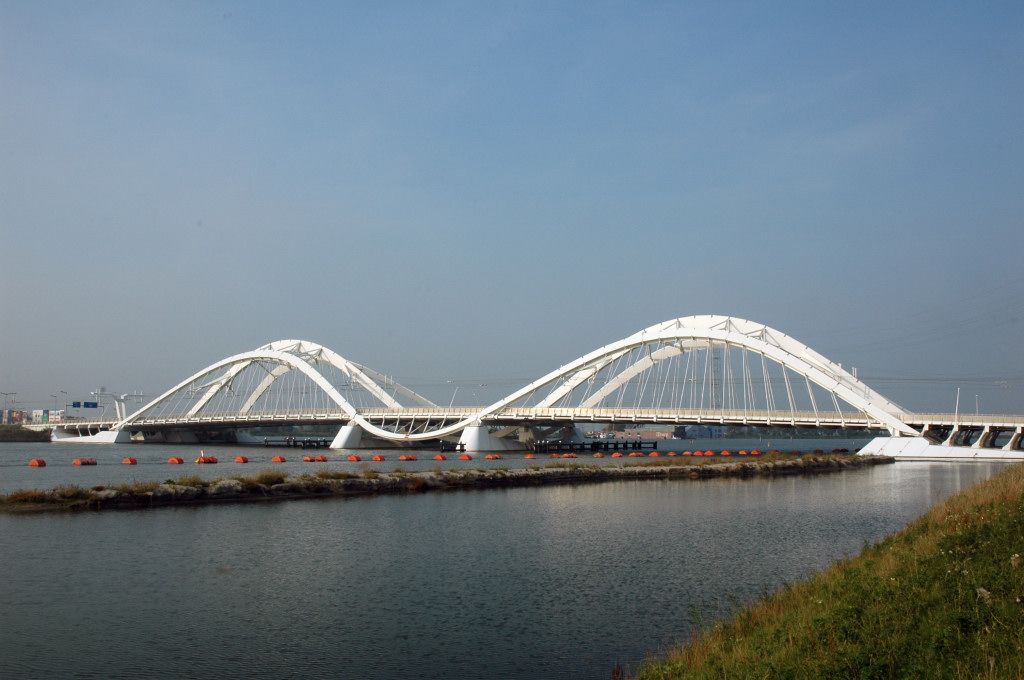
<box><xmin>0</xmin><ymin>437</ymin><xmax>872</xmax><ymax>494</ymax></box>
<box><xmin>0</xmin><ymin>455</ymin><xmax>1009</xmax><ymax>679</ymax></box>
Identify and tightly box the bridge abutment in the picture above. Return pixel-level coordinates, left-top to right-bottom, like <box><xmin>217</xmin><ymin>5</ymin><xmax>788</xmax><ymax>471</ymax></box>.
<box><xmin>330</xmin><ymin>425</ymin><xmax>363</xmax><ymax>450</ymax></box>
<box><xmin>458</xmin><ymin>425</ymin><xmax>527</xmax><ymax>452</ymax></box>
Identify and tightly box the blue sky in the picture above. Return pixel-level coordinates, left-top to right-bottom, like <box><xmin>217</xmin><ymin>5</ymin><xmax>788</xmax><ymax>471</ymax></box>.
<box><xmin>1</xmin><ymin>1</ymin><xmax>1022</xmax><ymax>412</ymax></box>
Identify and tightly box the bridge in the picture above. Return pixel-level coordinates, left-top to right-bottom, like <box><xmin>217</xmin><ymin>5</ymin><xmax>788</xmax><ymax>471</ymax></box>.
<box><xmin>46</xmin><ymin>315</ymin><xmax>1024</xmax><ymax>454</ymax></box>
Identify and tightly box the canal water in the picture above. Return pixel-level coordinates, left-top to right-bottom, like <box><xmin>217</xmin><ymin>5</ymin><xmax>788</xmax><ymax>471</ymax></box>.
<box><xmin>0</xmin><ymin>454</ymin><xmax>1009</xmax><ymax>679</ymax></box>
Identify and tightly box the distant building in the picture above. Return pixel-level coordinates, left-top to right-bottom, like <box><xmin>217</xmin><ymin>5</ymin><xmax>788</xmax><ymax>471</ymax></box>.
<box><xmin>1</xmin><ymin>409</ymin><xmax>27</xmax><ymax>425</ymax></box>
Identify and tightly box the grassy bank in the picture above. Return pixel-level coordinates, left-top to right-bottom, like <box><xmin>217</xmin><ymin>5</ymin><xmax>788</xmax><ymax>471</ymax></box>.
<box><xmin>0</xmin><ymin>425</ymin><xmax>50</xmax><ymax>442</ymax></box>
<box><xmin>637</xmin><ymin>462</ymin><xmax>1024</xmax><ymax>679</ymax></box>
<box><xmin>0</xmin><ymin>454</ymin><xmax>891</xmax><ymax>513</ymax></box>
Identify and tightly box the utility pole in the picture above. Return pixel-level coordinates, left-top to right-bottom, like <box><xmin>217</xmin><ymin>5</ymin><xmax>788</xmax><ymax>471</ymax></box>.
<box><xmin>954</xmin><ymin>387</ymin><xmax>960</xmax><ymax>426</ymax></box>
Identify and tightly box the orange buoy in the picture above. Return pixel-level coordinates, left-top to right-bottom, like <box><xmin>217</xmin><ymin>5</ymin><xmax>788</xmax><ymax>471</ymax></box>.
<box><xmin>28</xmin><ymin>458</ymin><xmax>46</xmax><ymax>467</ymax></box>
<box><xmin>704</xmin><ymin>450</ymin><xmax>715</xmax><ymax>456</ymax></box>
<box><xmin>649</xmin><ymin>452</ymin><xmax>660</xmax><ymax>457</ymax></box>
<box><xmin>167</xmin><ymin>456</ymin><xmax>185</xmax><ymax>465</ymax></box>
<box><xmin>73</xmin><ymin>458</ymin><xmax>97</xmax><ymax>466</ymax></box>
<box><xmin>314</xmin><ymin>454</ymin><xmax>328</xmax><ymax>462</ymax></box>
<box><xmin>611</xmin><ymin>452</ymin><xmax>624</xmax><ymax>458</ymax></box>
<box><xmin>234</xmin><ymin>455</ymin><xmax>249</xmax><ymax>464</ymax></box>
<box><xmin>628</xmin><ymin>451</ymin><xmax>644</xmax><ymax>457</ymax></box>
<box><xmin>750</xmin><ymin>449</ymin><xmax>762</xmax><ymax>456</ymax></box>
<box><xmin>667</xmin><ymin>452</ymin><xmax>677</xmax><ymax>457</ymax></box>
<box><xmin>458</xmin><ymin>454</ymin><xmax>473</xmax><ymax>461</ymax></box>
<box><xmin>121</xmin><ymin>457</ymin><xmax>137</xmax><ymax>465</ymax></box>
<box><xmin>550</xmin><ymin>453</ymin><xmax>562</xmax><ymax>458</ymax></box>
<box><xmin>682</xmin><ymin>451</ymin><xmax>692</xmax><ymax>456</ymax></box>
<box><xmin>524</xmin><ymin>453</ymin><xmax>536</xmax><ymax>459</ymax></box>
<box><xmin>303</xmin><ymin>455</ymin><xmax>315</xmax><ymax>462</ymax></box>
<box><xmin>721</xmin><ymin>450</ymin><xmax>731</xmax><ymax>456</ymax></box>
<box><xmin>195</xmin><ymin>455</ymin><xmax>218</xmax><ymax>464</ymax></box>
<box><xmin>398</xmin><ymin>454</ymin><xmax>417</xmax><ymax>461</ymax></box>
<box><xmin>433</xmin><ymin>454</ymin><xmax>447</xmax><ymax>461</ymax></box>
<box><xmin>271</xmin><ymin>455</ymin><xmax>287</xmax><ymax>463</ymax></box>
<box><xmin>593</xmin><ymin>452</ymin><xmax>605</xmax><ymax>458</ymax></box>
<box><xmin>347</xmin><ymin>454</ymin><xmax>362</xmax><ymax>462</ymax></box>
<box><xmin>738</xmin><ymin>450</ymin><xmax>748</xmax><ymax>456</ymax></box>
<box><xmin>372</xmin><ymin>454</ymin><xmax>385</xmax><ymax>462</ymax></box>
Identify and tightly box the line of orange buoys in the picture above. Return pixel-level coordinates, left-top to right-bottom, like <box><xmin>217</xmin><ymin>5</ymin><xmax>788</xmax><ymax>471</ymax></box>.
<box><xmin>23</xmin><ymin>449</ymin><xmax>768</xmax><ymax>469</ymax></box>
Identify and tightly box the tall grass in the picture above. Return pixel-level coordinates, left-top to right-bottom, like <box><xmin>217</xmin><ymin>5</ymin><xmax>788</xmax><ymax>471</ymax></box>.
<box><xmin>637</xmin><ymin>463</ymin><xmax>1024</xmax><ymax>679</ymax></box>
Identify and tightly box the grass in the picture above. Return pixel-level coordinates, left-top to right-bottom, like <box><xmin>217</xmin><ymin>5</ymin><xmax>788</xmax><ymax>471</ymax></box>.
<box><xmin>311</xmin><ymin>469</ymin><xmax>356</xmax><ymax>481</ymax></box>
<box><xmin>637</xmin><ymin>462</ymin><xmax>1024</xmax><ymax>679</ymax></box>
<box><xmin>112</xmin><ymin>480</ymin><xmax>160</xmax><ymax>494</ymax></box>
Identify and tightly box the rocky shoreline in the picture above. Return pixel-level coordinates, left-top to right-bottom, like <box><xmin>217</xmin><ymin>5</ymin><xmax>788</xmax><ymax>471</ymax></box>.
<box><xmin>1</xmin><ymin>455</ymin><xmax>894</xmax><ymax>513</ymax></box>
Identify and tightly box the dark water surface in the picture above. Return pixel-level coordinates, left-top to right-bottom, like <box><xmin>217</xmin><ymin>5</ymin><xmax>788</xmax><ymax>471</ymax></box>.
<box><xmin>0</xmin><ymin>460</ymin><xmax>1008</xmax><ymax>679</ymax></box>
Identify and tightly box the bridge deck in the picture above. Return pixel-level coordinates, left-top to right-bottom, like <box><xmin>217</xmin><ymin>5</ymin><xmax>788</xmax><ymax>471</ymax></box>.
<box><xmin>40</xmin><ymin>408</ymin><xmax>1024</xmax><ymax>433</ymax></box>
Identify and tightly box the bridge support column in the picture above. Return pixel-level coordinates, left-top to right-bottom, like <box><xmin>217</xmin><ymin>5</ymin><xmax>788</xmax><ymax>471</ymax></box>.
<box><xmin>1003</xmin><ymin>428</ymin><xmax>1023</xmax><ymax>452</ymax></box>
<box><xmin>941</xmin><ymin>426</ymin><xmax>962</xmax><ymax>447</ymax></box>
<box><xmin>458</xmin><ymin>424</ymin><xmax>527</xmax><ymax>452</ymax></box>
<box><xmin>972</xmin><ymin>426</ymin><xmax>994</xmax><ymax>449</ymax></box>
<box><xmin>330</xmin><ymin>425</ymin><xmax>363</xmax><ymax>450</ymax></box>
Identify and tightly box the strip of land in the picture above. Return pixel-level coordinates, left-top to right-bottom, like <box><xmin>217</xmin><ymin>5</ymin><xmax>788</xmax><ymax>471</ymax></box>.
<box><xmin>0</xmin><ymin>454</ymin><xmax>891</xmax><ymax>513</ymax></box>
<box><xmin>636</xmin><ymin>461</ymin><xmax>1024</xmax><ymax>679</ymax></box>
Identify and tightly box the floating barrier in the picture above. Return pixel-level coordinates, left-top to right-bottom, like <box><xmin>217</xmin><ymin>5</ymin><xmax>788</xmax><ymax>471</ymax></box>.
<box><xmin>593</xmin><ymin>452</ymin><xmax>605</xmax><ymax>458</ymax></box>
<box><xmin>271</xmin><ymin>455</ymin><xmax>287</xmax><ymax>463</ymax></box>
<box><xmin>234</xmin><ymin>455</ymin><xmax>249</xmax><ymax>464</ymax></box>
<box><xmin>611</xmin><ymin>452</ymin><xmax>624</xmax><ymax>458</ymax></box>
<box><xmin>721</xmin><ymin>450</ymin><xmax>731</xmax><ymax>456</ymax></box>
<box><xmin>649</xmin><ymin>452</ymin><xmax>660</xmax><ymax>457</ymax></box>
<box><xmin>524</xmin><ymin>453</ymin><xmax>536</xmax><ymax>459</ymax></box>
<box><xmin>751</xmin><ymin>449</ymin><xmax>762</xmax><ymax>456</ymax></box>
<box><xmin>433</xmin><ymin>454</ymin><xmax>446</xmax><ymax>461</ymax></box>
<box><xmin>562</xmin><ymin>453</ymin><xmax>577</xmax><ymax>459</ymax></box>
<box><xmin>738</xmin><ymin>450</ymin><xmax>748</xmax><ymax>456</ymax></box>
<box><xmin>303</xmin><ymin>455</ymin><xmax>315</xmax><ymax>462</ymax></box>
<box><xmin>28</xmin><ymin>458</ymin><xmax>46</xmax><ymax>467</ymax></box>
<box><xmin>484</xmin><ymin>453</ymin><xmax>502</xmax><ymax>460</ymax></box>
<box><xmin>167</xmin><ymin>457</ymin><xmax>185</xmax><ymax>465</ymax></box>
<box><xmin>628</xmin><ymin>452</ymin><xmax>644</xmax><ymax>458</ymax></box>
<box><xmin>121</xmin><ymin>457</ymin><xmax>137</xmax><ymax>465</ymax></box>
<box><xmin>73</xmin><ymin>458</ymin><xmax>97</xmax><ymax>466</ymax></box>
<box><xmin>372</xmin><ymin>454</ymin><xmax>385</xmax><ymax>462</ymax></box>
<box><xmin>347</xmin><ymin>454</ymin><xmax>361</xmax><ymax>462</ymax></box>
<box><xmin>195</xmin><ymin>455</ymin><xmax>218</xmax><ymax>464</ymax></box>
<box><xmin>682</xmin><ymin>451</ymin><xmax>692</xmax><ymax>456</ymax></box>
<box><xmin>704</xmin><ymin>450</ymin><xmax>715</xmax><ymax>457</ymax></box>
<box><xmin>667</xmin><ymin>452</ymin><xmax>677</xmax><ymax>457</ymax></box>
<box><xmin>315</xmin><ymin>455</ymin><xmax>328</xmax><ymax>462</ymax></box>
<box><xmin>458</xmin><ymin>454</ymin><xmax>473</xmax><ymax>461</ymax></box>
<box><xmin>398</xmin><ymin>454</ymin><xmax>417</xmax><ymax>461</ymax></box>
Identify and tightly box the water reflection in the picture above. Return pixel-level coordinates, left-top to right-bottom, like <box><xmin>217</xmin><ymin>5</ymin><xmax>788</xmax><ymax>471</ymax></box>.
<box><xmin>0</xmin><ymin>461</ymin><xmax>1011</xmax><ymax>679</ymax></box>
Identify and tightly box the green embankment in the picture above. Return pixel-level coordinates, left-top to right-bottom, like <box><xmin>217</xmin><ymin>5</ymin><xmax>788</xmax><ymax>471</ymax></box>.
<box><xmin>638</xmin><ymin>463</ymin><xmax>1024</xmax><ymax>679</ymax></box>
<box><xmin>0</xmin><ymin>425</ymin><xmax>50</xmax><ymax>442</ymax></box>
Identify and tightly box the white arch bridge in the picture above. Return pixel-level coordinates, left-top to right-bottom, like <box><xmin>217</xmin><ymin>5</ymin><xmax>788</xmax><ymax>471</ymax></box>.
<box><xmin>51</xmin><ymin>316</ymin><xmax>1024</xmax><ymax>453</ymax></box>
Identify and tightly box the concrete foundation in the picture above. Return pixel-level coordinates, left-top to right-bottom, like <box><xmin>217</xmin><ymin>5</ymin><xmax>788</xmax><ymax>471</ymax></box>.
<box><xmin>859</xmin><ymin>437</ymin><xmax>1024</xmax><ymax>462</ymax></box>
<box><xmin>51</xmin><ymin>428</ymin><xmax>132</xmax><ymax>444</ymax></box>
<box><xmin>330</xmin><ymin>425</ymin><xmax>363</xmax><ymax>450</ymax></box>
<box><xmin>458</xmin><ymin>425</ymin><xmax>527</xmax><ymax>452</ymax></box>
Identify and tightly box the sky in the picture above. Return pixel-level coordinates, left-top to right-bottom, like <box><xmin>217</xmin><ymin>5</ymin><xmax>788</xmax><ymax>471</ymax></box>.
<box><xmin>1</xmin><ymin>1</ymin><xmax>1022</xmax><ymax>414</ymax></box>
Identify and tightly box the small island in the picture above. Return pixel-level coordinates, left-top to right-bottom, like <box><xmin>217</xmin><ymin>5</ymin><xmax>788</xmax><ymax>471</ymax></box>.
<box><xmin>0</xmin><ymin>453</ymin><xmax>893</xmax><ymax>513</ymax></box>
